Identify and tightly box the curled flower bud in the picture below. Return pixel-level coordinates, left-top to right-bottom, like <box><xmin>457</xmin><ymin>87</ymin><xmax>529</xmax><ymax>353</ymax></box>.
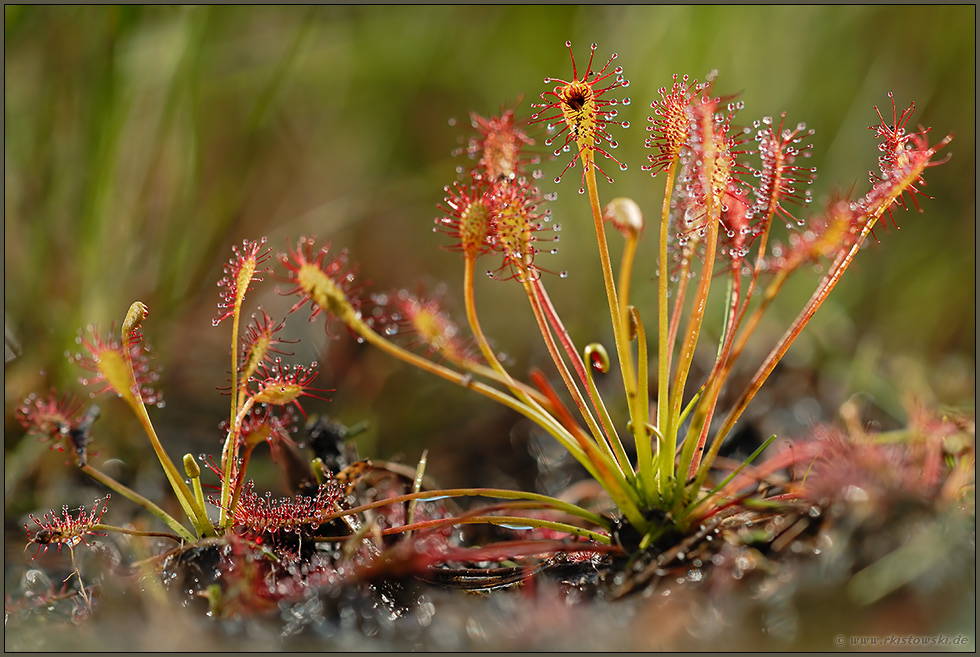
<box><xmin>531</xmin><ymin>41</ymin><xmax>630</xmax><ymax>191</ymax></box>
<box><xmin>585</xmin><ymin>343</ymin><xmax>611</xmax><ymax>374</ymax></box>
<box><xmin>121</xmin><ymin>301</ymin><xmax>149</xmax><ymax>346</ymax></box>
<box><xmin>183</xmin><ymin>453</ymin><xmax>202</xmax><ymax>479</ymax></box>
<box><xmin>602</xmin><ymin>197</ymin><xmax>644</xmax><ymax>238</ymax></box>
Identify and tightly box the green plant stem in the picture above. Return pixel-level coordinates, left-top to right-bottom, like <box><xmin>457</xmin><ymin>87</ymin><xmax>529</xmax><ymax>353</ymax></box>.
<box><xmin>678</xmin><ymin>272</ymin><xmax>742</xmax><ymax>484</ymax></box>
<box><xmin>627</xmin><ymin>308</ymin><xmax>656</xmax><ymax>498</ymax></box>
<box><xmin>685</xmin><ymin>434</ymin><xmax>776</xmax><ymax>517</ymax></box>
<box><xmin>230</xmin><ymin>308</ymin><xmax>243</xmax><ymax>436</ymax></box>
<box><xmin>528</xmin><ymin>368</ymin><xmax>617</xmax><ymax>455</ymax></box>
<box><xmin>404</xmin><ymin>449</ymin><xmax>428</xmax><ymax>540</ymax></box>
<box><xmin>118</xmin><ymin>322</ymin><xmax>210</xmax><ymax>535</ymax></box>
<box><xmin>227</xmin><ymin>443</ymin><xmax>258</xmax><ymax>521</ymax></box>
<box><xmin>190</xmin><ymin>471</ymin><xmax>207</xmax><ymax>517</ymax></box>
<box><xmin>217</xmin><ymin>395</ymin><xmax>268</xmax><ymax>528</ymax></box>
<box><xmin>344</xmin><ymin>312</ymin><xmax>644</xmax><ymax>519</ymax></box>
<box><xmin>121</xmin><ymin>392</ymin><xmax>212</xmax><ymax>537</ymax></box>
<box><xmin>655</xmin><ymin>161</ymin><xmax>678</xmax><ymax>492</ymax></box>
<box><xmin>681</xmin><ymin>211</ymin><xmax>779</xmax><ymax>481</ymax></box>
<box><xmin>357</xmin><ymin>314</ymin><xmax>648</xmax><ymax>530</ymax></box>
<box><xmin>91</xmin><ymin>524</ymin><xmax>184</xmax><ymax>542</ymax></box>
<box><xmin>219</xmin><ymin>307</ymin><xmax>243</xmax><ymax>528</ymax></box>
<box><xmin>462</xmin><ymin>257</ymin><xmax>556</xmax><ymax>414</ymax></box>
<box><xmin>522</xmin><ymin>278</ymin><xmax>629</xmax><ymax>481</ymax></box>
<box><xmin>183</xmin><ymin>453</ymin><xmax>208</xmax><ymax>518</ymax></box>
<box><xmin>615</xmin><ymin>231</ymin><xmax>658</xmax><ymax>504</ymax></box>
<box><xmin>80</xmin><ymin>464</ymin><xmax>196</xmax><ymax>541</ymax></box>
<box><xmin>665</xmin><ymin>181</ymin><xmax>722</xmax><ymax>502</ymax></box>
<box><xmin>674</xmin><ymin>268</ymin><xmax>793</xmax><ymax>488</ymax></box>
<box><xmin>319</xmin><ymin>486</ymin><xmax>610</xmax><ymax>529</ymax></box>
<box><xmin>583</xmin><ymin>156</ymin><xmax>635</xmax><ymax>424</ymax></box>
<box><xmin>460</xmin><ymin>258</ymin><xmax>606</xmax><ymax>472</ymax></box>
<box><xmin>714</xmin><ymin>208</ymin><xmax>789</xmax><ymax>388</ymax></box>
<box><xmin>666</xmin><ymin>261</ymin><xmax>691</xmax><ymax>365</ymax></box>
<box><xmin>378</xmin><ymin>514</ymin><xmax>612</xmax><ymax>545</ymax></box>
<box><xmin>672</xmin><ymin>245</ymin><xmax>722</xmax><ymax>494</ymax></box>
<box><xmin>447</xmin><ymin>347</ymin><xmax>552</xmax><ymax>409</ymax></box>
<box><xmin>581</xmin><ymin>343</ymin><xmax>634</xmax><ymax>478</ymax></box>
<box><xmin>703</xmin><ymin>219</ymin><xmax>877</xmax><ymax>491</ymax></box>
<box><xmin>531</xmin><ymin>276</ymin><xmax>626</xmax><ymax>459</ymax></box>
<box><xmin>617</xmin><ymin>232</ymin><xmax>640</xmax><ymax>342</ymax></box>
<box><xmin>724</xmin><ymin>268</ymin><xmax>790</xmax><ymax>378</ymax></box>
<box><xmin>582</xmin><ymin>156</ymin><xmax>660</xmax><ymax>511</ymax></box>
<box><xmin>616</xmin><ymin>229</ymin><xmax>641</xmax><ymax>419</ymax></box>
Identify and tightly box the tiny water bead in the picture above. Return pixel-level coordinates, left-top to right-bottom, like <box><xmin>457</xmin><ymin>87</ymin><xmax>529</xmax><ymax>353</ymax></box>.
<box><xmin>21</xmin><ymin>569</ymin><xmax>54</xmax><ymax>596</ymax></box>
<box><xmin>496</xmin><ymin>523</ymin><xmax>534</xmax><ymax>531</ymax></box>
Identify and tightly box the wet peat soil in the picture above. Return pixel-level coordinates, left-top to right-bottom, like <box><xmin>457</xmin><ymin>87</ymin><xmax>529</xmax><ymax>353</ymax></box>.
<box><xmin>5</xmin><ymin>447</ymin><xmax>974</xmax><ymax>652</ymax></box>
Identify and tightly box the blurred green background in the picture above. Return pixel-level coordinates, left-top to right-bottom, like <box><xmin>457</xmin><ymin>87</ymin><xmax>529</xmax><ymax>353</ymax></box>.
<box><xmin>4</xmin><ymin>6</ymin><xmax>975</xmax><ymax>514</ymax></box>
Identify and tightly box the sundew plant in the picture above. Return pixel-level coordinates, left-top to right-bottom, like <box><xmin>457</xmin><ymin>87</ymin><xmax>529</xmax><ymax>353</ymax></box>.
<box><xmin>12</xmin><ymin>40</ymin><xmax>959</xmax><ymax>618</ymax></box>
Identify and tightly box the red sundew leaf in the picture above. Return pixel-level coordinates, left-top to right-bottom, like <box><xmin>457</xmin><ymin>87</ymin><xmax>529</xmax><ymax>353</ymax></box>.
<box><xmin>25</xmin><ymin>496</ymin><xmax>110</xmax><ymax>559</ymax></box>
<box><xmin>214</xmin><ymin>237</ymin><xmax>272</xmax><ymax>326</ymax></box>
<box><xmin>531</xmin><ymin>41</ymin><xmax>631</xmax><ymax>192</ymax></box>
